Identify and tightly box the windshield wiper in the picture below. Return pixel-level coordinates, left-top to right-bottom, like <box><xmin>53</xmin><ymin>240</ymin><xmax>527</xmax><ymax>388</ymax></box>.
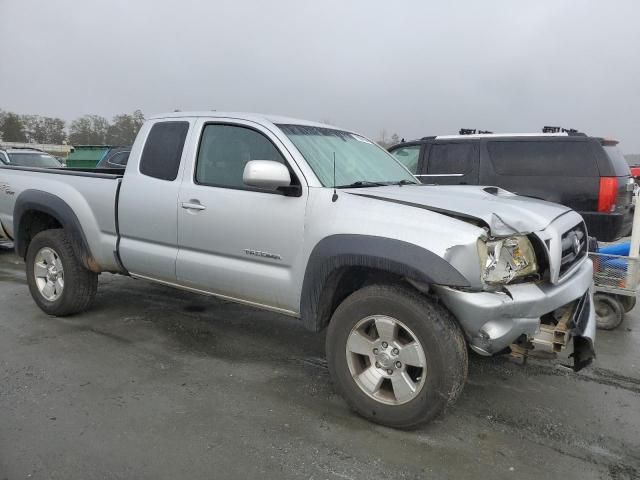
<box><xmin>336</xmin><ymin>180</ymin><xmax>389</xmax><ymax>189</ymax></box>
<box><xmin>388</xmin><ymin>179</ymin><xmax>418</xmax><ymax>186</ymax></box>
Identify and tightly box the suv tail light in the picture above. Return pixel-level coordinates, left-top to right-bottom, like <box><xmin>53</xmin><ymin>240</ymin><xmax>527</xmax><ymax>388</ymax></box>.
<box><xmin>598</xmin><ymin>177</ymin><xmax>618</xmax><ymax>213</ymax></box>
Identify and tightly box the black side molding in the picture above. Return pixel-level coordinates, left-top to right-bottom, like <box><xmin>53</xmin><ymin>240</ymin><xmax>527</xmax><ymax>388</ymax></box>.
<box><xmin>300</xmin><ymin>234</ymin><xmax>469</xmax><ymax>332</ymax></box>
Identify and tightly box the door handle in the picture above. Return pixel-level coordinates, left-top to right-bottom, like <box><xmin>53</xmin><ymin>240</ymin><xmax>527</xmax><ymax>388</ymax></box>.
<box><xmin>181</xmin><ymin>201</ymin><xmax>206</xmax><ymax>211</ymax></box>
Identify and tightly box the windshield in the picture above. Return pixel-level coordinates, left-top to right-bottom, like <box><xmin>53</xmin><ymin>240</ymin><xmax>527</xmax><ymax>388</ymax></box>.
<box><xmin>278</xmin><ymin>124</ymin><xmax>417</xmax><ymax>187</ymax></box>
<box><xmin>7</xmin><ymin>152</ymin><xmax>62</xmax><ymax>168</ymax></box>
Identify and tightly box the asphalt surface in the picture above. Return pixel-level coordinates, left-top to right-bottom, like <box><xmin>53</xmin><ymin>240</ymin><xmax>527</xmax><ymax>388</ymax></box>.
<box><xmin>1</xmin><ymin>248</ymin><xmax>639</xmax><ymax>480</ymax></box>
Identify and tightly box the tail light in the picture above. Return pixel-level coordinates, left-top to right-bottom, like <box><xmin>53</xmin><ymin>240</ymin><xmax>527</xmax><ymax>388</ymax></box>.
<box><xmin>598</xmin><ymin>177</ymin><xmax>618</xmax><ymax>213</ymax></box>
<box><xmin>631</xmin><ymin>166</ymin><xmax>640</xmax><ymax>178</ymax></box>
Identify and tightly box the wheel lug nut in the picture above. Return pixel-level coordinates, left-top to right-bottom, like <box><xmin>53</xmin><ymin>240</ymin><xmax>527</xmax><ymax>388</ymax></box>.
<box><xmin>373</xmin><ymin>348</ymin><xmax>379</xmax><ymax>354</ymax></box>
<box><xmin>381</xmin><ymin>342</ymin><xmax>388</xmax><ymax>348</ymax></box>
<box><xmin>387</xmin><ymin>369</ymin><xmax>393</xmax><ymax>375</ymax></box>
<box><xmin>392</xmin><ymin>348</ymin><xmax>399</xmax><ymax>355</ymax></box>
<box><xmin>395</xmin><ymin>361</ymin><xmax>402</xmax><ymax>368</ymax></box>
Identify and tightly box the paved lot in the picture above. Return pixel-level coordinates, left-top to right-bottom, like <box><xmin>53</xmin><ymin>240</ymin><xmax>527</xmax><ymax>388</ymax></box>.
<box><xmin>1</xmin><ymin>248</ymin><xmax>639</xmax><ymax>480</ymax></box>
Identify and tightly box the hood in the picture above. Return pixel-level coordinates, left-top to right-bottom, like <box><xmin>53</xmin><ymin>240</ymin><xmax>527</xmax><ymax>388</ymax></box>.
<box><xmin>344</xmin><ymin>185</ymin><xmax>572</xmax><ymax>236</ymax></box>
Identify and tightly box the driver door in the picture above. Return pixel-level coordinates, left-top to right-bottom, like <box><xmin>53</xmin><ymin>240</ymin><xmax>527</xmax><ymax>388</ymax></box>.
<box><xmin>176</xmin><ymin>119</ymin><xmax>307</xmax><ymax>313</ymax></box>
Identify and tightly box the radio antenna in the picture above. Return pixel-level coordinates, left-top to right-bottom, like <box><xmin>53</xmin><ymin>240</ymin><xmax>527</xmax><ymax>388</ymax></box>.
<box><xmin>332</xmin><ymin>152</ymin><xmax>338</xmax><ymax>202</ymax></box>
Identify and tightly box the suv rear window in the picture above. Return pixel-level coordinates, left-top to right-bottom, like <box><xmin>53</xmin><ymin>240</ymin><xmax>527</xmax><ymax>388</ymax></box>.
<box><xmin>603</xmin><ymin>145</ymin><xmax>631</xmax><ymax>177</ymax></box>
<box><xmin>487</xmin><ymin>140</ymin><xmax>598</xmax><ymax>177</ymax></box>
<box><xmin>140</xmin><ymin>121</ymin><xmax>189</xmax><ymax>181</ymax></box>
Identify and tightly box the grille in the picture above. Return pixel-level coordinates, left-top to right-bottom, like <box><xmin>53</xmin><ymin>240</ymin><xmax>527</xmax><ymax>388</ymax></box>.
<box><xmin>559</xmin><ymin>222</ymin><xmax>587</xmax><ymax>276</ymax></box>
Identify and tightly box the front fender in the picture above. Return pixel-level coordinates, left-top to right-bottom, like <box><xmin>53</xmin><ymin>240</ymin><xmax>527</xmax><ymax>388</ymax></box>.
<box><xmin>300</xmin><ymin>234</ymin><xmax>469</xmax><ymax>331</ymax></box>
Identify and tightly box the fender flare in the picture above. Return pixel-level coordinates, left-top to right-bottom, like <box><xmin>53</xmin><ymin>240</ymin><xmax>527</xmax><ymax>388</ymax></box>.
<box><xmin>300</xmin><ymin>234</ymin><xmax>470</xmax><ymax>331</ymax></box>
<box><xmin>13</xmin><ymin>189</ymin><xmax>97</xmax><ymax>271</ymax></box>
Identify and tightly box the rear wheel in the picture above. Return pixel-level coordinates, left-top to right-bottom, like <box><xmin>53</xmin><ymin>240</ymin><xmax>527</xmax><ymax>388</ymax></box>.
<box><xmin>26</xmin><ymin>229</ymin><xmax>98</xmax><ymax>316</ymax></box>
<box><xmin>594</xmin><ymin>293</ymin><xmax>624</xmax><ymax>330</ymax></box>
<box><xmin>326</xmin><ymin>284</ymin><xmax>468</xmax><ymax>429</ymax></box>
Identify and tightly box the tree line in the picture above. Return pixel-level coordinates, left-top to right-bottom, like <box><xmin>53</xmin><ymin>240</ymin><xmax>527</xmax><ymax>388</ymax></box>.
<box><xmin>1</xmin><ymin>108</ymin><xmax>402</xmax><ymax>149</ymax></box>
<box><xmin>0</xmin><ymin>109</ymin><xmax>145</xmax><ymax>146</ymax></box>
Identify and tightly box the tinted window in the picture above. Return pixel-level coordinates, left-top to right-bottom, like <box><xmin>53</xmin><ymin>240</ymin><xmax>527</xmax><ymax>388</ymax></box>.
<box><xmin>427</xmin><ymin>143</ymin><xmax>476</xmax><ymax>174</ymax></box>
<box><xmin>140</xmin><ymin>122</ymin><xmax>189</xmax><ymax>181</ymax></box>
<box><xmin>108</xmin><ymin>151</ymin><xmax>130</xmax><ymax>167</ymax></box>
<box><xmin>390</xmin><ymin>145</ymin><xmax>421</xmax><ymax>173</ymax></box>
<box><xmin>196</xmin><ymin>124</ymin><xmax>285</xmax><ymax>189</ymax></box>
<box><xmin>487</xmin><ymin>141</ymin><xmax>598</xmax><ymax>177</ymax></box>
<box><xmin>603</xmin><ymin>145</ymin><xmax>631</xmax><ymax>177</ymax></box>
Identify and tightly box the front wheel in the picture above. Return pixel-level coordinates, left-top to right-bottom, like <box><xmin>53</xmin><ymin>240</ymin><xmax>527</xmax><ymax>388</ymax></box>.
<box><xmin>26</xmin><ymin>229</ymin><xmax>98</xmax><ymax>316</ymax></box>
<box><xmin>326</xmin><ymin>284</ymin><xmax>468</xmax><ymax>429</ymax></box>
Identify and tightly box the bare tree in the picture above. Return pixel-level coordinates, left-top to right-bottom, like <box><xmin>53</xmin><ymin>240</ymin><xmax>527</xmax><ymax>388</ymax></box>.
<box><xmin>105</xmin><ymin>110</ymin><xmax>145</xmax><ymax>145</ymax></box>
<box><xmin>68</xmin><ymin>115</ymin><xmax>109</xmax><ymax>145</ymax></box>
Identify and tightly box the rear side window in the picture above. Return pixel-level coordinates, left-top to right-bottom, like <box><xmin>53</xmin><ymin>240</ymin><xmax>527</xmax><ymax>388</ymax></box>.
<box><xmin>487</xmin><ymin>141</ymin><xmax>598</xmax><ymax>177</ymax></box>
<box><xmin>195</xmin><ymin>124</ymin><xmax>285</xmax><ymax>189</ymax></box>
<box><xmin>603</xmin><ymin>145</ymin><xmax>631</xmax><ymax>176</ymax></box>
<box><xmin>140</xmin><ymin>122</ymin><xmax>189</xmax><ymax>181</ymax></box>
<box><xmin>427</xmin><ymin>143</ymin><xmax>476</xmax><ymax>174</ymax></box>
<box><xmin>390</xmin><ymin>145</ymin><xmax>421</xmax><ymax>173</ymax></box>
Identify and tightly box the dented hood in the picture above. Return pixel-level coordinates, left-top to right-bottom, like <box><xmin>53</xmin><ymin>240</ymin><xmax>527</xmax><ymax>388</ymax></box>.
<box><xmin>345</xmin><ymin>185</ymin><xmax>572</xmax><ymax>236</ymax></box>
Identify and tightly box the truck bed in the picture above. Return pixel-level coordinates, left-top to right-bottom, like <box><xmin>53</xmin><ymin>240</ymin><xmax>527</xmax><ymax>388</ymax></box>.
<box><xmin>0</xmin><ymin>165</ymin><xmax>123</xmax><ymax>272</ymax></box>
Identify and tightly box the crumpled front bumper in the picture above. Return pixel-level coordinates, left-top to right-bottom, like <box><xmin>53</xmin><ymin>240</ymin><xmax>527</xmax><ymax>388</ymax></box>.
<box><xmin>433</xmin><ymin>259</ymin><xmax>596</xmax><ymax>370</ymax></box>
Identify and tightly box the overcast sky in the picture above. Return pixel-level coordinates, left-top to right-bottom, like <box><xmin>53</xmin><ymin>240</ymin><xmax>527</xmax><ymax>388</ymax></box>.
<box><xmin>1</xmin><ymin>0</ymin><xmax>639</xmax><ymax>152</ymax></box>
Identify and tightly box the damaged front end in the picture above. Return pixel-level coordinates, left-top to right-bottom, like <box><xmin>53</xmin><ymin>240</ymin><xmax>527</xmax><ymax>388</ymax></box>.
<box><xmin>510</xmin><ymin>291</ymin><xmax>595</xmax><ymax>371</ymax></box>
<box><xmin>433</xmin><ymin>254</ymin><xmax>597</xmax><ymax>373</ymax></box>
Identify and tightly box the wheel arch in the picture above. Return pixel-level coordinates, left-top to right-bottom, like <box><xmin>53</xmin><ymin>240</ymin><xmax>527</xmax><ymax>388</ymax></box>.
<box><xmin>14</xmin><ymin>190</ymin><xmax>99</xmax><ymax>272</ymax></box>
<box><xmin>300</xmin><ymin>234</ymin><xmax>469</xmax><ymax>332</ymax></box>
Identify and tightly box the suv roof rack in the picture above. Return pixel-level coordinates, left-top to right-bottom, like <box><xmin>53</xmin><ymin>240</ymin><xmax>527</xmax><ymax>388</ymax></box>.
<box><xmin>542</xmin><ymin>126</ymin><xmax>586</xmax><ymax>136</ymax></box>
<box><xmin>459</xmin><ymin>128</ymin><xmax>493</xmax><ymax>135</ymax></box>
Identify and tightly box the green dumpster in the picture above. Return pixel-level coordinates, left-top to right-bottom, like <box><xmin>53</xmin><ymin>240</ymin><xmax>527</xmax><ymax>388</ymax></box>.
<box><xmin>66</xmin><ymin>145</ymin><xmax>112</xmax><ymax>169</ymax></box>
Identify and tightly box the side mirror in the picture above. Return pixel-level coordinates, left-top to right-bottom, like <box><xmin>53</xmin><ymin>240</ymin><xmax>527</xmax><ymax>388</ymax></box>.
<box><xmin>243</xmin><ymin>160</ymin><xmax>292</xmax><ymax>190</ymax></box>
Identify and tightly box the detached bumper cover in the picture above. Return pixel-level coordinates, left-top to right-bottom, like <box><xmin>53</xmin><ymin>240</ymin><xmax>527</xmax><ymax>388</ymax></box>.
<box><xmin>434</xmin><ymin>259</ymin><xmax>596</xmax><ymax>369</ymax></box>
<box><xmin>570</xmin><ymin>291</ymin><xmax>596</xmax><ymax>371</ymax></box>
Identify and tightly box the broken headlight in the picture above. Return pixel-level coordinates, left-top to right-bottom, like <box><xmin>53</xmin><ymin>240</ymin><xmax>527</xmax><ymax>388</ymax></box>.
<box><xmin>478</xmin><ymin>235</ymin><xmax>538</xmax><ymax>285</ymax></box>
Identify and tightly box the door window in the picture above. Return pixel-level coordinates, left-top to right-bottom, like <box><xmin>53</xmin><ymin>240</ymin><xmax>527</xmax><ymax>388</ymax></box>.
<box><xmin>427</xmin><ymin>143</ymin><xmax>476</xmax><ymax>175</ymax></box>
<box><xmin>195</xmin><ymin>124</ymin><xmax>285</xmax><ymax>190</ymax></box>
<box><xmin>390</xmin><ymin>145</ymin><xmax>421</xmax><ymax>173</ymax></box>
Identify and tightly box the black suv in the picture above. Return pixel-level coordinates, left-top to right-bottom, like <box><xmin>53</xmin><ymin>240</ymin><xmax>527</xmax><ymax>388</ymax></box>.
<box><xmin>388</xmin><ymin>128</ymin><xmax>633</xmax><ymax>242</ymax></box>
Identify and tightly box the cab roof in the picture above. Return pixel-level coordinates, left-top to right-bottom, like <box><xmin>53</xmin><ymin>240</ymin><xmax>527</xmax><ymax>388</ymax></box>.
<box><xmin>147</xmin><ymin>111</ymin><xmax>339</xmax><ymax>130</ymax></box>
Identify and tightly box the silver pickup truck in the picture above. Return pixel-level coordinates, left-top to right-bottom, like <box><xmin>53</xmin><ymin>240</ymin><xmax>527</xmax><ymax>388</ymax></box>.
<box><xmin>0</xmin><ymin>112</ymin><xmax>595</xmax><ymax>428</ymax></box>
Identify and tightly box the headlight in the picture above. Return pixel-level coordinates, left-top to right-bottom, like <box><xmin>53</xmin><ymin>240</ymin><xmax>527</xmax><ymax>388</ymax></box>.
<box><xmin>478</xmin><ymin>235</ymin><xmax>538</xmax><ymax>285</ymax></box>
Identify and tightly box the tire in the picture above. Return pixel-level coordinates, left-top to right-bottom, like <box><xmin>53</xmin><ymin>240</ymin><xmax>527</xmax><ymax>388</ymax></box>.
<box><xmin>617</xmin><ymin>295</ymin><xmax>636</xmax><ymax>313</ymax></box>
<box><xmin>326</xmin><ymin>283</ymin><xmax>468</xmax><ymax>429</ymax></box>
<box><xmin>594</xmin><ymin>293</ymin><xmax>624</xmax><ymax>330</ymax></box>
<box><xmin>26</xmin><ymin>229</ymin><xmax>98</xmax><ymax>316</ymax></box>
